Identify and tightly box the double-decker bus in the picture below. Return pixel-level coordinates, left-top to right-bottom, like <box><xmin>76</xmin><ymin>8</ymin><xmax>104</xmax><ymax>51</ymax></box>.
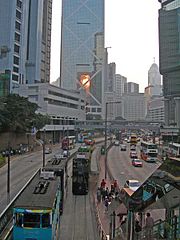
<box><xmin>140</xmin><ymin>141</ymin><xmax>158</xmax><ymax>162</ymax></box>
<box><xmin>62</xmin><ymin>135</ymin><xmax>76</xmax><ymax>150</ymax></box>
<box><xmin>168</xmin><ymin>142</ymin><xmax>180</xmax><ymax>157</ymax></box>
<box><xmin>130</xmin><ymin>134</ymin><xmax>137</xmax><ymax>146</ymax></box>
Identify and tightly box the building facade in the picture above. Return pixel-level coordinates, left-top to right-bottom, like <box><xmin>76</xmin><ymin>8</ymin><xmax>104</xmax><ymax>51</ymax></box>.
<box><xmin>146</xmin><ymin>96</ymin><xmax>165</xmax><ymax>122</ymax></box>
<box><xmin>127</xmin><ymin>82</ymin><xmax>139</xmax><ymax>94</ymax></box>
<box><xmin>158</xmin><ymin>0</ymin><xmax>180</xmax><ymax>127</ymax></box>
<box><xmin>148</xmin><ymin>62</ymin><xmax>162</xmax><ymax>96</ymax></box>
<box><xmin>0</xmin><ymin>0</ymin><xmax>52</xmax><ymax>95</ymax></box>
<box><xmin>13</xmin><ymin>83</ymin><xmax>86</xmax><ymax>141</ymax></box>
<box><xmin>60</xmin><ymin>0</ymin><xmax>105</xmax><ymax>119</ymax></box>
<box><xmin>115</xmin><ymin>74</ymin><xmax>127</xmax><ymax>97</ymax></box>
<box><xmin>122</xmin><ymin>93</ymin><xmax>146</xmax><ymax>121</ymax></box>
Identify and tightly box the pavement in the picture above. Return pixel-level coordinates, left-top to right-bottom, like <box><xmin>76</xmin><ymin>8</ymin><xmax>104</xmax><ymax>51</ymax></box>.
<box><xmin>91</xmin><ymin>145</ymin><xmax>127</xmax><ymax>240</ymax></box>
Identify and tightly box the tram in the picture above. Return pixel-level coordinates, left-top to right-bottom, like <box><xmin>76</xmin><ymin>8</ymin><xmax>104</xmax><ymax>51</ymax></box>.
<box><xmin>13</xmin><ymin>157</ymin><xmax>68</xmax><ymax>240</ymax></box>
<box><xmin>72</xmin><ymin>152</ymin><xmax>91</xmax><ymax>195</ymax></box>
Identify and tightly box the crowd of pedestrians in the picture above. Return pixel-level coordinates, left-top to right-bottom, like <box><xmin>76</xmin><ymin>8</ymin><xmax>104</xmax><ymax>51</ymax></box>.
<box><xmin>96</xmin><ymin>179</ymin><xmax>119</xmax><ymax>213</ymax></box>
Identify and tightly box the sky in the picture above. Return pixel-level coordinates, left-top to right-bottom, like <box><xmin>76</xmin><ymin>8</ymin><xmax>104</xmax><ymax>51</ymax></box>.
<box><xmin>50</xmin><ymin>0</ymin><xmax>161</xmax><ymax>92</ymax></box>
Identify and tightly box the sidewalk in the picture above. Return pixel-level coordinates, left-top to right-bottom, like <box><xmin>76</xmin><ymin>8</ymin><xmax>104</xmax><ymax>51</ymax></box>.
<box><xmin>91</xmin><ymin>146</ymin><xmax>127</xmax><ymax>240</ymax></box>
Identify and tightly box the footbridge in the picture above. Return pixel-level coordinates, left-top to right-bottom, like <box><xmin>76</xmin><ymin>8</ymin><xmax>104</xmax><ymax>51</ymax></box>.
<box><xmin>75</xmin><ymin>120</ymin><xmax>162</xmax><ymax>132</ymax></box>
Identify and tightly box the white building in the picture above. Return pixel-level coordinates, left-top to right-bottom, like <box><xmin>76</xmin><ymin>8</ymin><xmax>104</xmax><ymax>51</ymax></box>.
<box><xmin>13</xmin><ymin>83</ymin><xmax>86</xmax><ymax>141</ymax></box>
<box><xmin>122</xmin><ymin>93</ymin><xmax>146</xmax><ymax>121</ymax></box>
<box><xmin>148</xmin><ymin>63</ymin><xmax>162</xmax><ymax>96</ymax></box>
<box><xmin>127</xmin><ymin>82</ymin><xmax>139</xmax><ymax>93</ymax></box>
<box><xmin>146</xmin><ymin>97</ymin><xmax>165</xmax><ymax>122</ymax></box>
<box><xmin>115</xmin><ymin>74</ymin><xmax>127</xmax><ymax>97</ymax></box>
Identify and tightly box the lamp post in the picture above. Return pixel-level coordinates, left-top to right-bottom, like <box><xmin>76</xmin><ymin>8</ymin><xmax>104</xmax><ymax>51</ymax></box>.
<box><xmin>7</xmin><ymin>143</ymin><xmax>10</xmax><ymax>203</ymax></box>
<box><xmin>104</xmin><ymin>101</ymin><xmax>121</xmax><ymax>179</ymax></box>
<box><xmin>42</xmin><ymin>128</ymin><xmax>46</xmax><ymax>167</ymax></box>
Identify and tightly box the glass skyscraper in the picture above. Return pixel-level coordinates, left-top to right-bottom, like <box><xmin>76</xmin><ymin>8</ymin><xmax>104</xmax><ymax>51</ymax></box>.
<box><xmin>158</xmin><ymin>0</ymin><xmax>180</xmax><ymax>127</ymax></box>
<box><xmin>60</xmin><ymin>0</ymin><xmax>105</xmax><ymax>119</ymax></box>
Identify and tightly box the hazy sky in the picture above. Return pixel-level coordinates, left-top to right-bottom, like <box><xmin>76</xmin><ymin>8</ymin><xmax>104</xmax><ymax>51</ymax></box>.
<box><xmin>50</xmin><ymin>0</ymin><xmax>161</xmax><ymax>92</ymax></box>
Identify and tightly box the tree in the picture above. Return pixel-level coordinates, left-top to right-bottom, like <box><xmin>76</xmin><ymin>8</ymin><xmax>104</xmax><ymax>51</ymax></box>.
<box><xmin>0</xmin><ymin>94</ymin><xmax>51</xmax><ymax>132</ymax></box>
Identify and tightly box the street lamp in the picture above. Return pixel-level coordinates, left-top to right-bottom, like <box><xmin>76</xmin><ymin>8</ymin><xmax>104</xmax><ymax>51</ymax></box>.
<box><xmin>42</xmin><ymin>128</ymin><xmax>46</xmax><ymax>167</ymax></box>
<box><xmin>104</xmin><ymin>101</ymin><xmax>121</xmax><ymax>179</ymax></box>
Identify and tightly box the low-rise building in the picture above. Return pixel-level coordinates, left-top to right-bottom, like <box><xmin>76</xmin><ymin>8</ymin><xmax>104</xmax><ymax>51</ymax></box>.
<box><xmin>13</xmin><ymin>83</ymin><xmax>86</xmax><ymax>142</ymax></box>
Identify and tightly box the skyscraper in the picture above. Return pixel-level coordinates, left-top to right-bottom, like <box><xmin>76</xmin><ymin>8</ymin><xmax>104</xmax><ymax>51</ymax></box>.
<box><xmin>0</xmin><ymin>0</ymin><xmax>52</xmax><ymax>95</ymax></box>
<box><xmin>148</xmin><ymin>62</ymin><xmax>162</xmax><ymax>96</ymax></box>
<box><xmin>60</xmin><ymin>0</ymin><xmax>105</xmax><ymax>119</ymax></box>
<box><xmin>158</xmin><ymin>0</ymin><xmax>180</xmax><ymax>127</ymax></box>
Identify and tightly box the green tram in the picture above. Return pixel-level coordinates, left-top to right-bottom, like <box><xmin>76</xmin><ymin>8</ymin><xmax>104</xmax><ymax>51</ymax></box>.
<box><xmin>72</xmin><ymin>151</ymin><xmax>91</xmax><ymax>195</ymax></box>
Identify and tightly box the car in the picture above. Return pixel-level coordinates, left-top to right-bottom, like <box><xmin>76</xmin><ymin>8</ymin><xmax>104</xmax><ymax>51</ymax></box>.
<box><xmin>124</xmin><ymin>179</ymin><xmax>141</xmax><ymax>192</ymax></box>
<box><xmin>130</xmin><ymin>145</ymin><xmax>136</xmax><ymax>151</ymax></box>
<box><xmin>121</xmin><ymin>144</ymin><xmax>127</xmax><ymax>151</ymax></box>
<box><xmin>45</xmin><ymin>147</ymin><xmax>52</xmax><ymax>154</ymax></box>
<box><xmin>130</xmin><ymin>151</ymin><xmax>138</xmax><ymax>158</ymax></box>
<box><xmin>132</xmin><ymin>158</ymin><xmax>143</xmax><ymax>167</ymax></box>
<box><xmin>53</xmin><ymin>154</ymin><xmax>65</xmax><ymax>160</ymax></box>
<box><xmin>114</xmin><ymin>140</ymin><xmax>120</xmax><ymax>146</ymax></box>
<box><xmin>63</xmin><ymin>150</ymin><xmax>70</xmax><ymax>157</ymax></box>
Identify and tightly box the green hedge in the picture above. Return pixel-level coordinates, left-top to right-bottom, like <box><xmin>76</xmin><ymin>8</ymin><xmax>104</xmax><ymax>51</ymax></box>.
<box><xmin>0</xmin><ymin>155</ymin><xmax>6</xmax><ymax>167</ymax></box>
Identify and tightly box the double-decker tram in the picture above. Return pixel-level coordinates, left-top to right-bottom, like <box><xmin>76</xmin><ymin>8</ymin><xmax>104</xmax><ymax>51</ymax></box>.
<box><xmin>72</xmin><ymin>151</ymin><xmax>91</xmax><ymax>195</ymax></box>
<box><xmin>13</xmin><ymin>157</ymin><xmax>68</xmax><ymax>240</ymax></box>
<box><xmin>140</xmin><ymin>141</ymin><xmax>158</xmax><ymax>162</ymax></box>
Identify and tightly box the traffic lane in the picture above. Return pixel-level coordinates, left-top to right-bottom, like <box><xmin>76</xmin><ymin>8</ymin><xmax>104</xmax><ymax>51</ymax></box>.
<box><xmin>0</xmin><ymin>145</ymin><xmax>62</xmax><ymax>214</ymax></box>
<box><xmin>107</xmin><ymin>146</ymin><xmax>160</xmax><ymax>188</ymax></box>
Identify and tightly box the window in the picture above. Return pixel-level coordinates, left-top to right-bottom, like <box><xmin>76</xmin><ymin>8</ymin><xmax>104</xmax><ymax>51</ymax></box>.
<box><xmin>42</xmin><ymin>213</ymin><xmax>51</xmax><ymax>228</ymax></box>
<box><xmin>13</xmin><ymin>56</ymin><xmax>19</xmax><ymax>65</ymax></box>
<box><xmin>17</xmin><ymin>0</ymin><xmax>22</xmax><ymax>9</ymax></box>
<box><xmin>12</xmin><ymin>74</ymin><xmax>19</xmax><ymax>81</ymax></box>
<box><xmin>15</xmin><ymin>32</ymin><xmax>20</xmax><ymax>42</ymax></box>
<box><xmin>13</xmin><ymin>66</ymin><xmax>19</xmax><ymax>73</ymax></box>
<box><xmin>23</xmin><ymin>213</ymin><xmax>40</xmax><ymax>228</ymax></box>
<box><xmin>15</xmin><ymin>21</ymin><xmax>21</xmax><ymax>31</ymax></box>
<box><xmin>16</xmin><ymin>10</ymin><xmax>21</xmax><ymax>20</ymax></box>
<box><xmin>14</xmin><ymin>44</ymin><xmax>20</xmax><ymax>54</ymax></box>
<box><xmin>15</xmin><ymin>213</ymin><xmax>23</xmax><ymax>227</ymax></box>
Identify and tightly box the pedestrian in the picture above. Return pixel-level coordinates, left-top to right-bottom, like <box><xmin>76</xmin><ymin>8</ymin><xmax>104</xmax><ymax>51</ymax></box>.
<box><xmin>101</xmin><ymin>187</ymin><xmax>106</xmax><ymax>201</ymax></box>
<box><xmin>134</xmin><ymin>220</ymin><xmax>142</xmax><ymax>240</ymax></box>
<box><xmin>100</xmin><ymin>179</ymin><xmax>106</xmax><ymax>190</ymax></box>
<box><xmin>145</xmin><ymin>212</ymin><xmax>154</xmax><ymax>240</ymax></box>
<box><xmin>104</xmin><ymin>196</ymin><xmax>109</xmax><ymax>213</ymax></box>
<box><xmin>105</xmin><ymin>187</ymin><xmax>109</xmax><ymax>197</ymax></box>
<box><xmin>96</xmin><ymin>187</ymin><xmax>101</xmax><ymax>203</ymax></box>
<box><xmin>113</xmin><ymin>179</ymin><xmax>118</xmax><ymax>191</ymax></box>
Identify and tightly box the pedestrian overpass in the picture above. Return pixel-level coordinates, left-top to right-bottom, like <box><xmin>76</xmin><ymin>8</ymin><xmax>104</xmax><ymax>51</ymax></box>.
<box><xmin>75</xmin><ymin>120</ymin><xmax>162</xmax><ymax>132</ymax></box>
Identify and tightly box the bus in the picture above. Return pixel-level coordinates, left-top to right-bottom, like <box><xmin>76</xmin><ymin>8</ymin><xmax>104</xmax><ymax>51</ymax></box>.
<box><xmin>130</xmin><ymin>134</ymin><xmax>137</xmax><ymax>146</ymax></box>
<box><xmin>62</xmin><ymin>135</ymin><xmax>76</xmax><ymax>150</ymax></box>
<box><xmin>140</xmin><ymin>141</ymin><xmax>158</xmax><ymax>162</ymax></box>
<box><xmin>168</xmin><ymin>143</ymin><xmax>180</xmax><ymax>157</ymax></box>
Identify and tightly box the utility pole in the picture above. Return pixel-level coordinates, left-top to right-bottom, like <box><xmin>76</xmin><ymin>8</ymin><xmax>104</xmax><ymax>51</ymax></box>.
<box><xmin>42</xmin><ymin>128</ymin><xmax>46</xmax><ymax>167</ymax></box>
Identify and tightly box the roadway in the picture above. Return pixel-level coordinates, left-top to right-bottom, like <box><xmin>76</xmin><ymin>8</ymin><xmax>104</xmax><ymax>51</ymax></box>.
<box><xmin>108</xmin><ymin>142</ymin><xmax>161</xmax><ymax>188</ymax></box>
<box><xmin>107</xmin><ymin>141</ymin><xmax>165</xmax><ymax>222</ymax></box>
<box><xmin>0</xmin><ymin>145</ymin><xmax>61</xmax><ymax>214</ymax></box>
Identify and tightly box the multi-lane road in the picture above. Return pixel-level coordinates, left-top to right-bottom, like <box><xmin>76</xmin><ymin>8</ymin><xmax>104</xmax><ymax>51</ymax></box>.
<box><xmin>0</xmin><ymin>140</ymin><xmax>162</xmax><ymax>239</ymax></box>
<box><xmin>108</xmin><ymin>142</ymin><xmax>161</xmax><ymax>188</ymax></box>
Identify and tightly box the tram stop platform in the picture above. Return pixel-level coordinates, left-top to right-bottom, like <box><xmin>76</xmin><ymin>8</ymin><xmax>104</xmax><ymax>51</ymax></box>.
<box><xmin>91</xmin><ymin>145</ymin><xmax>127</xmax><ymax>240</ymax></box>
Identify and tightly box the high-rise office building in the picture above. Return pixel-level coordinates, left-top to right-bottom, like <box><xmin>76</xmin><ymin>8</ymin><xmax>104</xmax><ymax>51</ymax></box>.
<box><xmin>60</xmin><ymin>0</ymin><xmax>105</xmax><ymax>119</ymax></box>
<box><xmin>148</xmin><ymin>62</ymin><xmax>162</xmax><ymax>96</ymax></box>
<box><xmin>115</xmin><ymin>74</ymin><xmax>127</xmax><ymax>97</ymax></box>
<box><xmin>127</xmin><ymin>82</ymin><xmax>139</xmax><ymax>94</ymax></box>
<box><xmin>158</xmin><ymin>0</ymin><xmax>180</xmax><ymax>127</ymax></box>
<box><xmin>0</xmin><ymin>0</ymin><xmax>52</xmax><ymax>95</ymax></box>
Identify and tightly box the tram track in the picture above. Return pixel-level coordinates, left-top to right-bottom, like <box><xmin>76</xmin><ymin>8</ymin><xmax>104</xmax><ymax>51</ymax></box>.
<box><xmin>71</xmin><ymin>195</ymin><xmax>89</xmax><ymax>240</ymax></box>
